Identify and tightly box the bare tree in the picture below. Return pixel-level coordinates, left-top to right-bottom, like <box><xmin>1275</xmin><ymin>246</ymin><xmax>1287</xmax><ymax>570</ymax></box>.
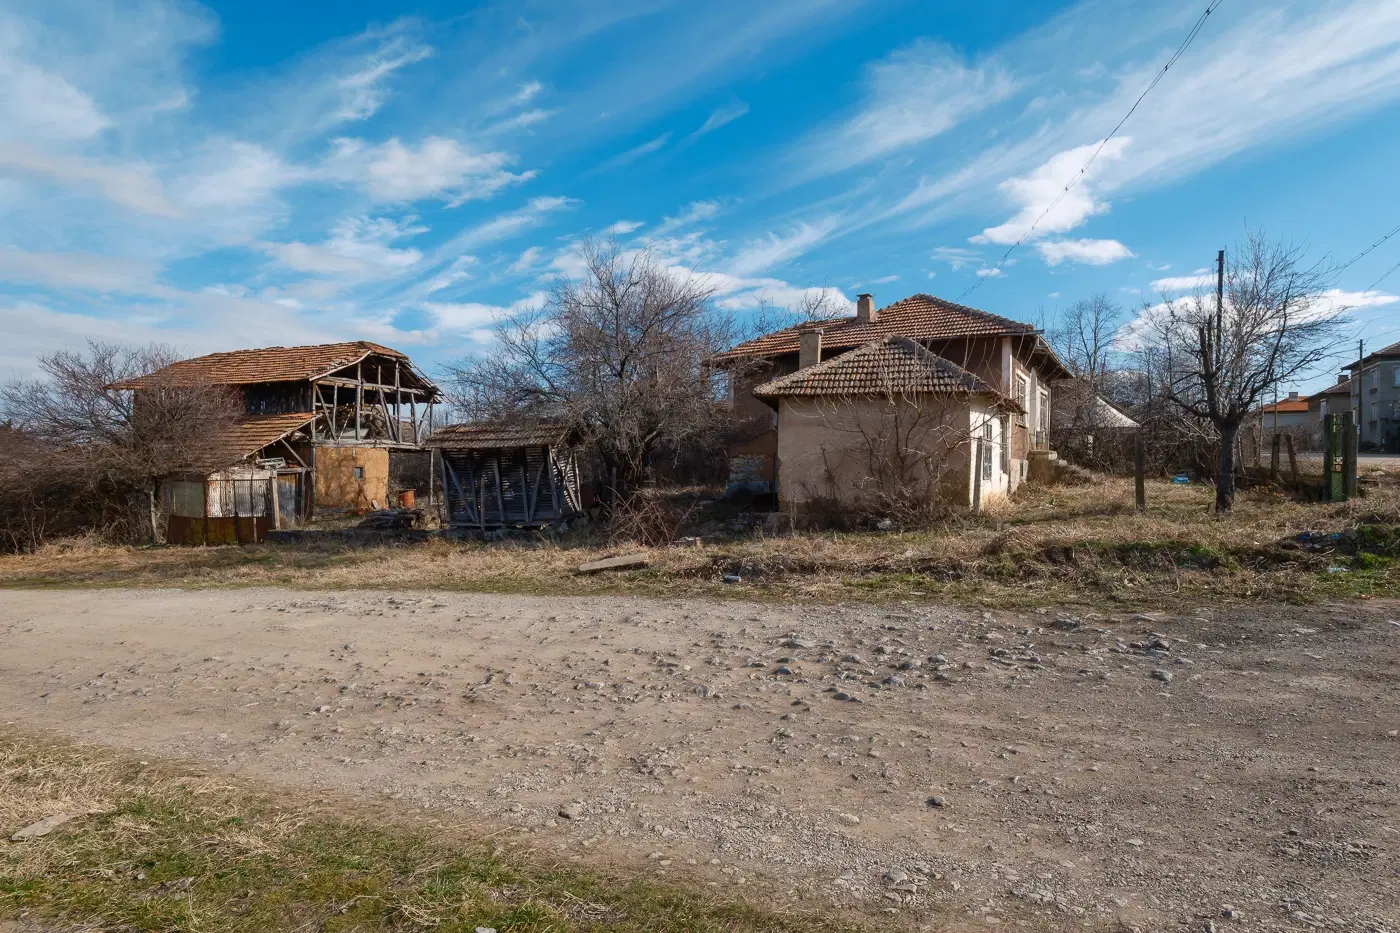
<box><xmin>445</xmin><ymin>238</ymin><xmax>736</xmax><ymax>501</ymax></box>
<box><xmin>1134</xmin><ymin>230</ymin><xmax>1342</xmax><ymax>511</ymax></box>
<box><xmin>1050</xmin><ymin>293</ymin><xmax>1123</xmax><ymax>384</ymax></box>
<box><xmin>0</xmin><ymin>341</ymin><xmax>242</xmax><ymax>546</ymax></box>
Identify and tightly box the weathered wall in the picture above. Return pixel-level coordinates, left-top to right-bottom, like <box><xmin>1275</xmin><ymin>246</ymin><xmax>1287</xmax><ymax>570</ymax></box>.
<box><xmin>315</xmin><ymin>446</ymin><xmax>390</xmax><ymax>511</ymax></box>
<box><xmin>774</xmin><ymin>395</ymin><xmax>1008</xmax><ymax>512</ymax></box>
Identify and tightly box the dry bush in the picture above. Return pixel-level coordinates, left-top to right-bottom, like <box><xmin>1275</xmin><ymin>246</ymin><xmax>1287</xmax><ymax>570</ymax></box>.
<box><xmin>607</xmin><ymin>490</ymin><xmax>697</xmax><ymax>547</ymax></box>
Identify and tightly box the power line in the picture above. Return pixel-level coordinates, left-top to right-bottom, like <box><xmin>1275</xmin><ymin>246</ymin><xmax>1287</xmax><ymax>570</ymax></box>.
<box><xmin>1364</xmin><ymin>254</ymin><xmax>1400</xmax><ymax>294</ymax></box>
<box><xmin>959</xmin><ymin>0</ymin><xmax>1227</xmax><ymax>302</ymax></box>
<box><xmin>1335</xmin><ymin>220</ymin><xmax>1400</xmax><ymax>277</ymax></box>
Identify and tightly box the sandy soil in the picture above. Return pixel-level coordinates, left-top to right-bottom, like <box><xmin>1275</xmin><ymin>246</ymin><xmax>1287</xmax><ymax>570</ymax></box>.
<box><xmin>2</xmin><ymin>588</ymin><xmax>1397</xmax><ymax>932</ymax></box>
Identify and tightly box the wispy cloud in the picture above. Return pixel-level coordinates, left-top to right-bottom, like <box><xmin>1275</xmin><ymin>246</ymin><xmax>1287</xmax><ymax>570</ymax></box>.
<box><xmin>727</xmin><ymin>216</ymin><xmax>841</xmax><ymax>277</ymax></box>
<box><xmin>690</xmin><ymin>100</ymin><xmax>749</xmax><ymax>138</ymax></box>
<box><xmin>605</xmin><ymin>219</ymin><xmax>644</xmax><ymax>235</ymax></box>
<box><xmin>330</xmin><ymin>33</ymin><xmax>433</xmax><ymax>123</ymax></box>
<box><xmin>429</xmin><ymin>196</ymin><xmax>580</xmax><ymax>264</ymax></box>
<box><xmin>594</xmin><ymin>133</ymin><xmax>671</xmax><ymax>172</ymax></box>
<box><xmin>0</xmin><ymin>143</ymin><xmax>181</xmax><ymax>217</ymax></box>
<box><xmin>931</xmin><ymin>246</ymin><xmax>981</xmax><ymax>270</ymax></box>
<box><xmin>323</xmin><ymin>136</ymin><xmax>534</xmax><ymax>204</ymax></box>
<box><xmin>802</xmin><ymin>40</ymin><xmax>1017</xmax><ymax>177</ymax></box>
<box><xmin>652</xmin><ymin>200</ymin><xmax>721</xmax><ymax>235</ymax></box>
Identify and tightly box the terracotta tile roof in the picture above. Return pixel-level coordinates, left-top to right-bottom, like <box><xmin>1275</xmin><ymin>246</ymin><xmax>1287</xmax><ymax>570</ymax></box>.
<box><xmin>203</xmin><ymin>412</ymin><xmax>316</xmax><ymax>469</ymax></box>
<box><xmin>1309</xmin><ymin>379</ymin><xmax>1352</xmax><ymax>399</ymax></box>
<box><xmin>1358</xmin><ymin>339</ymin><xmax>1400</xmax><ymax>364</ymax></box>
<box><xmin>714</xmin><ymin>293</ymin><xmax>1037</xmax><ymax>362</ymax></box>
<box><xmin>427</xmin><ymin>419</ymin><xmax>569</xmax><ymax>449</ymax></box>
<box><xmin>1257</xmin><ymin>398</ymin><xmax>1310</xmax><ymax>414</ymax></box>
<box><xmin>752</xmin><ymin>336</ymin><xmax>1017</xmax><ymax>408</ymax></box>
<box><xmin>113</xmin><ymin>342</ymin><xmax>427</xmax><ymax>390</ymax></box>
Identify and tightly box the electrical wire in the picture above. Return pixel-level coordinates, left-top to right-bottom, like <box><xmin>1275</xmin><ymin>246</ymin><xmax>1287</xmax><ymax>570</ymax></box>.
<box><xmin>959</xmin><ymin>0</ymin><xmax>1227</xmax><ymax>302</ymax></box>
<box><xmin>1335</xmin><ymin>221</ymin><xmax>1400</xmax><ymax>277</ymax></box>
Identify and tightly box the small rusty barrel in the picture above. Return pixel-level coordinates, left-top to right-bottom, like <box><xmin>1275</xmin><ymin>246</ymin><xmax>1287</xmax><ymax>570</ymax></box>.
<box><xmin>398</xmin><ymin>490</ymin><xmax>416</xmax><ymax>508</ymax></box>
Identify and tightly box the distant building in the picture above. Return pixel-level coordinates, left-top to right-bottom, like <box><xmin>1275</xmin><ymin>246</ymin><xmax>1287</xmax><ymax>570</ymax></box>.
<box><xmin>115</xmin><ymin>341</ymin><xmax>440</xmax><ymax>543</ymax></box>
<box><xmin>1253</xmin><ymin>392</ymin><xmax>1310</xmax><ymax>431</ymax></box>
<box><xmin>1347</xmin><ymin>340</ymin><xmax>1400</xmax><ymax>452</ymax></box>
<box><xmin>1306</xmin><ymin>374</ymin><xmax>1354</xmax><ymax>430</ymax></box>
<box><xmin>713</xmin><ymin>293</ymin><xmax>1069</xmax><ymax>502</ymax></box>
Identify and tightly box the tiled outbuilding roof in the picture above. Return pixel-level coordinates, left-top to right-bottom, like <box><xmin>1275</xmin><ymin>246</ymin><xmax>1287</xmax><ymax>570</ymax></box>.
<box><xmin>714</xmin><ymin>293</ymin><xmax>1037</xmax><ymax>362</ymax></box>
<box><xmin>427</xmin><ymin>419</ymin><xmax>570</xmax><ymax>450</ymax></box>
<box><xmin>202</xmin><ymin>412</ymin><xmax>316</xmax><ymax>469</ymax></box>
<box><xmin>752</xmin><ymin>336</ymin><xmax>1018</xmax><ymax>408</ymax></box>
<box><xmin>112</xmin><ymin>342</ymin><xmax>431</xmax><ymax>390</ymax></box>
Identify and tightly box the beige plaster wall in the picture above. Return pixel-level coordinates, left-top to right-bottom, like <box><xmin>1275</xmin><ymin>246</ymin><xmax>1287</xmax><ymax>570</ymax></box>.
<box><xmin>773</xmin><ymin>395</ymin><xmax>1009</xmax><ymax>512</ymax></box>
<box><xmin>315</xmin><ymin>445</ymin><xmax>389</xmax><ymax>511</ymax></box>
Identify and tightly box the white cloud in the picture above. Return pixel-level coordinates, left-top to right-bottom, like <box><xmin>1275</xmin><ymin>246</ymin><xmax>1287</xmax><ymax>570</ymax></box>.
<box><xmin>975</xmin><ymin>138</ymin><xmax>1130</xmax><ymax>245</ymax></box>
<box><xmin>806</xmin><ymin>40</ymin><xmax>1017</xmax><ymax>175</ymax></box>
<box><xmin>652</xmin><ymin>200</ymin><xmax>721</xmax><ymax>235</ymax></box>
<box><xmin>867</xmin><ymin>274</ymin><xmax>900</xmax><ymax>284</ymax></box>
<box><xmin>727</xmin><ymin>217</ymin><xmax>841</xmax><ymax>277</ymax></box>
<box><xmin>1035</xmin><ymin>238</ymin><xmax>1134</xmax><ymax>266</ymax></box>
<box><xmin>0</xmin><ymin>248</ymin><xmax>163</xmax><ymax>293</ymax></box>
<box><xmin>331</xmin><ymin>34</ymin><xmax>433</xmax><ymax>123</ymax></box>
<box><xmin>0</xmin><ymin>55</ymin><xmax>109</xmax><ymax>140</ymax></box>
<box><xmin>265</xmin><ymin>215</ymin><xmax>426</xmax><ymax>278</ymax></box>
<box><xmin>931</xmin><ymin>246</ymin><xmax>981</xmax><ymax>270</ymax></box>
<box><xmin>421</xmin><ymin>255</ymin><xmax>477</xmax><ymax>294</ymax></box>
<box><xmin>423</xmin><ymin>291</ymin><xmax>544</xmax><ymax>331</ymax></box>
<box><xmin>691</xmin><ymin>100</ymin><xmax>749</xmax><ymax>138</ymax></box>
<box><xmin>605</xmin><ymin>220</ymin><xmax>644</xmax><ymax>236</ymax></box>
<box><xmin>508</xmin><ymin>246</ymin><xmax>544</xmax><ymax>274</ymax></box>
<box><xmin>595</xmin><ymin>133</ymin><xmax>671</xmax><ymax>172</ymax></box>
<box><xmin>486</xmin><ymin>108</ymin><xmax>555</xmax><ymax>133</ymax></box>
<box><xmin>176</xmin><ymin>140</ymin><xmax>306</xmax><ymax>211</ymax></box>
<box><xmin>0</xmin><ymin>143</ymin><xmax>180</xmax><ymax>217</ymax></box>
<box><xmin>514</xmin><ymin>81</ymin><xmax>543</xmax><ymax>104</ymax></box>
<box><xmin>976</xmin><ymin>267</ymin><xmax>1005</xmax><ymax>278</ymax></box>
<box><xmin>1150</xmin><ymin>272</ymin><xmax>1216</xmax><ymax>292</ymax></box>
<box><xmin>429</xmin><ymin>196</ymin><xmax>579</xmax><ymax>265</ymax></box>
<box><xmin>324</xmin><ymin>136</ymin><xmax>534</xmax><ymax>204</ymax></box>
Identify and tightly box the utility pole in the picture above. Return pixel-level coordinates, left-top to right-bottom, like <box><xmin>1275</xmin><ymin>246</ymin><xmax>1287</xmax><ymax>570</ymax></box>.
<box><xmin>1215</xmin><ymin>249</ymin><xmax>1225</xmax><ymax>356</ymax></box>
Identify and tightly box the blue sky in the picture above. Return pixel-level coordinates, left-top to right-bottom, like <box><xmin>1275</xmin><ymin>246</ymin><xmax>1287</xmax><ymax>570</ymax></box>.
<box><xmin>3</xmin><ymin>0</ymin><xmax>1400</xmax><ymax>393</ymax></box>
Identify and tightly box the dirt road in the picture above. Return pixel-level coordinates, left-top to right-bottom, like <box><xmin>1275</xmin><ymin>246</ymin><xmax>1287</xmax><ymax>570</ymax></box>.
<box><xmin>1</xmin><ymin>589</ymin><xmax>1396</xmax><ymax>931</ymax></box>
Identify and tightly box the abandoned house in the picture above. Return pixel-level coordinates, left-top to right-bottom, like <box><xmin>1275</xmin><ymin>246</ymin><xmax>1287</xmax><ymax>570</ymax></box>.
<box><xmin>714</xmin><ymin>293</ymin><xmax>1070</xmax><ymax>506</ymax></box>
<box><xmin>427</xmin><ymin>420</ymin><xmax>583</xmax><ymax>530</ymax></box>
<box><xmin>750</xmin><ymin>335</ymin><xmax>1023</xmax><ymax>511</ymax></box>
<box><xmin>115</xmin><ymin>341</ymin><xmax>440</xmax><ymax>544</ymax></box>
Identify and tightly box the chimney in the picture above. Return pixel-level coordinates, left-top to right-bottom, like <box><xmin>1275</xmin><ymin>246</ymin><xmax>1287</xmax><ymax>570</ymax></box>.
<box><xmin>856</xmin><ymin>293</ymin><xmax>876</xmax><ymax>324</ymax></box>
<box><xmin>1338</xmin><ymin>373</ymin><xmax>1349</xmax><ymax>384</ymax></box>
<box><xmin>798</xmin><ymin>328</ymin><xmax>824</xmax><ymax>369</ymax></box>
<box><xmin>1287</xmin><ymin>391</ymin><xmax>1299</xmax><ymax>401</ymax></box>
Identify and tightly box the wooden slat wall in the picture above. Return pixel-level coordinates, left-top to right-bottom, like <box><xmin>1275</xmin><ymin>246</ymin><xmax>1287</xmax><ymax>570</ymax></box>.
<box><xmin>440</xmin><ymin>444</ymin><xmax>581</xmax><ymax>528</ymax></box>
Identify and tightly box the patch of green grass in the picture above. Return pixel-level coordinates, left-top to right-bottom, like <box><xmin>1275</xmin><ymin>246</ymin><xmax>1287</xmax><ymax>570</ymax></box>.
<box><xmin>0</xmin><ymin>731</ymin><xmax>857</xmax><ymax>933</ymax></box>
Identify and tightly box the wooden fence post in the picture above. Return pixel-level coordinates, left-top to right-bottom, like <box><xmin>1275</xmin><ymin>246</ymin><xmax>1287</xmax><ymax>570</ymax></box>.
<box><xmin>971</xmin><ymin>439</ymin><xmax>984</xmax><ymax>513</ymax></box>
<box><xmin>1285</xmin><ymin>433</ymin><xmax>1299</xmax><ymax>484</ymax></box>
<box><xmin>1134</xmin><ymin>431</ymin><xmax>1146</xmax><ymax>512</ymax></box>
<box><xmin>1342</xmin><ymin>410</ymin><xmax>1358</xmax><ymax>500</ymax></box>
<box><xmin>1269</xmin><ymin>433</ymin><xmax>1281</xmax><ymax>481</ymax></box>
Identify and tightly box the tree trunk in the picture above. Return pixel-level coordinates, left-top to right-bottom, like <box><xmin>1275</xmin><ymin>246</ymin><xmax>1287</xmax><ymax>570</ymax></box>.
<box><xmin>148</xmin><ymin>484</ymin><xmax>161</xmax><ymax>545</ymax></box>
<box><xmin>1215</xmin><ymin>421</ymin><xmax>1239</xmax><ymax>512</ymax></box>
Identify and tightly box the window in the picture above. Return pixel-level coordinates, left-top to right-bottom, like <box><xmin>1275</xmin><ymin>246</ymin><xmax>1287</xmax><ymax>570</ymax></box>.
<box><xmin>1319</xmin><ymin>399</ymin><xmax>1328</xmax><ymax>418</ymax></box>
<box><xmin>1393</xmin><ymin>364</ymin><xmax>1400</xmax><ymax>387</ymax></box>
<box><xmin>980</xmin><ymin>421</ymin><xmax>994</xmax><ymax>481</ymax></box>
<box><xmin>1013</xmin><ymin>374</ymin><xmax>1028</xmax><ymax>426</ymax></box>
<box><xmin>353</xmin><ymin>466</ymin><xmax>365</xmax><ymax>481</ymax></box>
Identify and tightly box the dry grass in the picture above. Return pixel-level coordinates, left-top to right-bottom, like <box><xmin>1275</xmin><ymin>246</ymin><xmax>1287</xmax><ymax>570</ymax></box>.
<box><xmin>0</xmin><ymin>729</ymin><xmax>855</xmax><ymax>933</ymax></box>
<box><xmin>2</xmin><ymin>479</ymin><xmax>1397</xmax><ymax>609</ymax></box>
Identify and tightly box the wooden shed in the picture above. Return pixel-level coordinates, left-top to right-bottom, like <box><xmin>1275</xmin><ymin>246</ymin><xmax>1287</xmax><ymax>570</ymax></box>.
<box><xmin>428</xmin><ymin>420</ymin><xmax>583</xmax><ymax>529</ymax></box>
